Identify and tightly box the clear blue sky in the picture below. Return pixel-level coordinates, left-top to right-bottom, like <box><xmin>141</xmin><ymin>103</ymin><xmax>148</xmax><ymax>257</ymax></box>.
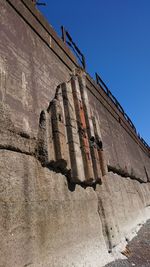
<box><xmin>38</xmin><ymin>0</ymin><xmax>150</xmax><ymax>145</ymax></box>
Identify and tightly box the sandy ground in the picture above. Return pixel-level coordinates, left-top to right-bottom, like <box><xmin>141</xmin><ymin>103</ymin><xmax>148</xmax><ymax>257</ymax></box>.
<box><xmin>104</xmin><ymin>220</ymin><xmax>150</xmax><ymax>267</ymax></box>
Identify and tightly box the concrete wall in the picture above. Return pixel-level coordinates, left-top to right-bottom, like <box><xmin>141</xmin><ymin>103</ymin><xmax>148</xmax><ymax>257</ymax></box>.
<box><xmin>87</xmin><ymin>83</ymin><xmax>150</xmax><ymax>182</ymax></box>
<box><xmin>0</xmin><ymin>147</ymin><xmax>149</xmax><ymax>267</ymax></box>
<box><xmin>0</xmin><ymin>1</ymin><xmax>150</xmax><ymax>266</ymax></box>
<box><xmin>1</xmin><ymin>0</ymin><xmax>149</xmax><ymax>178</ymax></box>
<box><xmin>0</xmin><ymin>150</ymin><xmax>110</xmax><ymax>267</ymax></box>
<box><xmin>0</xmin><ymin>0</ymin><xmax>75</xmax><ymax>135</ymax></box>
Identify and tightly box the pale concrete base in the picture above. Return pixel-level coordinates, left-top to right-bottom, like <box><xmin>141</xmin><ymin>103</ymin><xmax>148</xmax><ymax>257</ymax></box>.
<box><xmin>0</xmin><ymin>150</ymin><xmax>149</xmax><ymax>267</ymax></box>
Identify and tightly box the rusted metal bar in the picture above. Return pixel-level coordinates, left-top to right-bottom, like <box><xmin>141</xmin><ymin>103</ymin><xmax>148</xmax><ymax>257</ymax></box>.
<box><xmin>75</xmin><ymin>95</ymin><xmax>95</xmax><ymax>183</ymax></box>
<box><xmin>72</xmin><ymin>76</ymin><xmax>95</xmax><ymax>184</ymax></box>
<box><xmin>76</xmin><ymin>74</ymin><xmax>102</xmax><ymax>183</ymax></box>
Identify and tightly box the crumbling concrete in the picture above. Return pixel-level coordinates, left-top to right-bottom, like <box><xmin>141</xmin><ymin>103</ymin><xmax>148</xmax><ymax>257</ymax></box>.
<box><xmin>0</xmin><ymin>1</ymin><xmax>150</xmax><ymax>267</ymax></box>
<box><xmin>36</xmin><ymin>74</ymin><xmax>106</xmax><ymax>185</ymax></box>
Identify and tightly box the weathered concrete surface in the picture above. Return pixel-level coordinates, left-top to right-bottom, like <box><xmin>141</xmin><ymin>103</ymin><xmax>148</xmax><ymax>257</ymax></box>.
<box><xmin>0</xmin><ymin>101</ymin><xmax>149</xmax><ymax>267</ymax></box>
<box><xmin>0</xmin><ymin>102</ymin><xmax>36</xmax><ymax>155</ymax></box>
<box><xmin>87</xmin><ymin>88</ymin><xmax>150</xmax><ymax>182</ymax></box>
<box><xmin>0</xmin><ymin>150</ymin><xmax>112</xmax><ymax>267</ymax></box>
<box><xmin>0</xmin><ymin>97</ymin><xmax>149</xmax><ymax>266</ymax></box>
<box><xmin>0</xmin><ymin>148</ymin><xmax>149</xmax><ymax>267</ymax></box>
<box><xmin>0</xmin><ymin>1</ymin><xmax>150</xmax><ymax>267</ymax></box>
<box><xmin>0</xmin><ymin>0</ymin><xmax>72</xmax><ymax>135</ymax></box>
<box><xmin>1</xmin><ymin>0</ymin><xmax>150</xmax><ymax>184</ymax></box>
<box><xmin>96</xmin><ymin>173</ymin><xmax>150</xmax><ymax>252</ymax></box>
<box><xmin>0</xmin><ymin>0</ymin><xmax>150</xmax><ymax>183</ymax></box>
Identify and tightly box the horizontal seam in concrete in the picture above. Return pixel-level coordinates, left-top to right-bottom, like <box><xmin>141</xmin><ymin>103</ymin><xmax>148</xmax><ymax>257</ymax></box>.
<box><xmin>0</xmin><ymin>146</ymin><xmax>35</xmax><ymax>156</ymax></box>
<box><xmin>0</xmin><ymin>198</ymin><xmax>96</xmax><ymax>205</ymax></box>
<box><xmin>108</xmin><ymin>166</ymin><xmax>148</xmax><ymax>184</ymax></box>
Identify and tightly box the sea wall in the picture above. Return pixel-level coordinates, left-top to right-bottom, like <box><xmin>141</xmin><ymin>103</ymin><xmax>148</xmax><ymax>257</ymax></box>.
<box><xmin>0</xmin><ymin>1</ymin><xmax>150</xmax><ymax>266</ymax></box>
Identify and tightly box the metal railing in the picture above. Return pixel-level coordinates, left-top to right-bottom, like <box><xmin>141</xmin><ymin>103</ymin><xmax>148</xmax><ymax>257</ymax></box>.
<box><xmin>59</xmin><ymin>27</ymin><xmax>149</xmax><ymax>152</ymax></box>
<box><xmin>95</xmin><ymin>72</ymin><xmax>150</xmax><ymax>151</ymax></box>
<box><xmin>138</xmin><ymin>134</ymin><xmax>150</xmax><ymax>150</ymax></box>
<box><xmin>61</xmin><ymin>26</ymin><xmax>86</xmax><ymax>70</ymax></box>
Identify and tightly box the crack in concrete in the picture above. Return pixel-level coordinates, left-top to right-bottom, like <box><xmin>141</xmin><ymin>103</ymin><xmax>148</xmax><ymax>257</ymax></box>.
<box><xmin>0</xmin><ymin>145</ymin><xmax>35</xmax><ymax>156</ymax></box>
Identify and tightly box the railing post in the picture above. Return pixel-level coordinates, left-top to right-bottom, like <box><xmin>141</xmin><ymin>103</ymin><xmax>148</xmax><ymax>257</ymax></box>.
<box><xmin>82</xmin><ymin>55</ymin><xmax>86</xmax><ymax>70</ymax></box>
<box><xmin>61</xmin><ymin>26</ymin><xmax>86</xmax><ymax>69</ymax></box>
<box><xmin>61</xmin><ymin>26</ymin><xmax>66</xmax><ymax>43</ymax></box>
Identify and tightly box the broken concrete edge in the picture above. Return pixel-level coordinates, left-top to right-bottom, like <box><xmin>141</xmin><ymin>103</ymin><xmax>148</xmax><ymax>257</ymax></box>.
<box><xmin>0</xmin><ymin>140</ymin><xmax>102</xmax><ymax>191</ymax></box>
<box><xmin>108</xmin><ymin>165</ymin><xmax>149</xmax><ymax>184</ymax></box>
<box><xmin>0</xmin><ymin>129</ymin><xmax>36</xmax><ymax>156</ymax></box>
<box><xmin>1</xmin><ymin>127</ymin><xmax>148</xmax><ymax>188</ymax></box>
<box><xmin>109</xmin><ymin>217</ymin><xmax>150</xmax><ymax>263</ymax></box>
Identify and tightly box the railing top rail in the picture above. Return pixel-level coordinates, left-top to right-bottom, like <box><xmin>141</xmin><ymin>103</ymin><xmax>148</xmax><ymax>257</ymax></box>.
<box><xmin>61</xmin><ymin>26</ymin><xmax>86</xmax><ymax>70</ymax></box>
